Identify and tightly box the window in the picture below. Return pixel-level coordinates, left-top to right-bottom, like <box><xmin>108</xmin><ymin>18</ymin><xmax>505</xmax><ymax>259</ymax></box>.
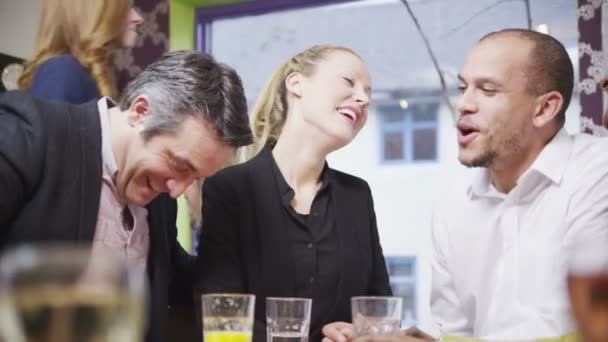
<box><xmin>385</xmin><ymin>256</ymin><xmax>416</xmax><ymax>327</ymax></box>
<box><xmin>379</xmin><ymin>101</ymin><xmax>439</xmax><ymax>163</ymax></box>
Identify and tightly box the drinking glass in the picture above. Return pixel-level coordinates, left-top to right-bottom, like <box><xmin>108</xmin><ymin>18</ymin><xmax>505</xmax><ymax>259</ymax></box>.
<box><xmin>0</xmin><ymin>244</ymin><xmax>147</xmax><ymax>342</ymax></box>
<box><xmin>202</xmin><ymin>293</ymin><xmax>255</xmax><ymax>342</ymax></box>
<box><xmin>351</xmin><ymin>296</ymin><xmax>402</xmax><ymax>337</ymax></box>
<box><xmin>266</xmin><ymin>297</ymin><xmax>312</xmax><ymax>342</ymax></box>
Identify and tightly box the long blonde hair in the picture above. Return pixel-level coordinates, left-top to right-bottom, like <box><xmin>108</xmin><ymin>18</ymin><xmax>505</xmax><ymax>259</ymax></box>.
<box><xmin>18</xmin><ymin>0</ymin><xmax>129</xmax><ymax>97</ymax></box>
<box><xmin>236</xmin><ymin>45</ymin><xmax>360</xmax><ymax>163</ymax></box>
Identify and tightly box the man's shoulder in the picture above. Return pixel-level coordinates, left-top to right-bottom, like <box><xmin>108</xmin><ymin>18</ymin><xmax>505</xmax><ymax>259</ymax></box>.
<box><xmin>0</xmin><ymin>91</ymin><xmax>47</xmax><ymax>122</ymax></box>
<box><xmin>566</xmin><ymin>133</ymin><xmax>608</xmax><ymax>180</ymax></box>
<box><xmin>1</xmin><ymin>91</ymin><xmax>97</xmax><ymax>122</ymax></box>
<box><xmin>570</xmin><ymin>133</ymin><xmax>608</xmax><ymax>156</ymax></box>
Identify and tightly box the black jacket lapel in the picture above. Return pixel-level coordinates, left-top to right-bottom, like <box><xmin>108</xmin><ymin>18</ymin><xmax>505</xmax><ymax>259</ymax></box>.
<box><xmin>77</xmin><ymin>101</ymin><xmax>103</xmax><ymax>241</ymax></box>
<box><xmin>246</xmin><ymin>146</ymin><xmax>296</xmax><ymax>296</ymax></box>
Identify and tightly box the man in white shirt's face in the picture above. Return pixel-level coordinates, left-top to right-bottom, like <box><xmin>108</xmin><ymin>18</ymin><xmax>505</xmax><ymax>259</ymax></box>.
<box><xmin>456</xmin><ymin>30</ymin><xmax>572</xmax><ymax>193</ymax></box>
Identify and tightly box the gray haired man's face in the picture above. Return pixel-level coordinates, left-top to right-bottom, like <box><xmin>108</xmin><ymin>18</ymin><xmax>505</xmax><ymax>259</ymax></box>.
<box><xmin>115</xmin><ymin>97</ymin><xmax>233</xmax><ymax>206</ymax></box>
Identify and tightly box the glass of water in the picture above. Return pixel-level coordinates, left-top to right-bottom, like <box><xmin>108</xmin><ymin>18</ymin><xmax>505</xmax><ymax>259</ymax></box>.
<box><xmin>351</xmin><ymin>296</ymin><xmax>402</xmax><ymax>337</ymax></box>
<box><xmin>0</xmin><ymin>244</ymin><xmax>147</xmax><ymax>342</ymax></box>
<box><xmin>202</xmin><ymin>293</ymin><xmax>255</xmax><ymax>342</ymax></box>
<box><xmin>266</xmin><ymin>297</ymin><xmax>312</xmax><ymax>342</ymax></box>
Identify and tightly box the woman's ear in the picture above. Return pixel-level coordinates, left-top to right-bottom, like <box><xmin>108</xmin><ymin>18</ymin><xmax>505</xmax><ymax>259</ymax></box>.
<box><xmin>285</xmin><ymin>71</ymin><xmax>303</xmax><ymax>98</ymax></box>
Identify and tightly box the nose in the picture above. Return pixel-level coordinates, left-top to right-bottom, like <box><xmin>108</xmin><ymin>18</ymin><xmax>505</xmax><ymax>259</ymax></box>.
<box><xmin>130</xmin><ymin>8</ymin><xmax>144</xmax><ymax>25</ymax></box>
<box><xmin>354</xmin><ymin>86</ymin><xmax>370</xmax><ymax>107</ymax></box>
<box><xmin>456</xmin><ymin>87</ymin><xmax>478</xmax><ymax>117</ymax></box>
<box><xmin>166</xmin><ymin>178</ymin><xmax>191</xmax><ymax>199</ymax></box>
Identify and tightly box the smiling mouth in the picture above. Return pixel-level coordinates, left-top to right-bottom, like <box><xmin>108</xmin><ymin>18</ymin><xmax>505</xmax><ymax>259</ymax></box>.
<box><xmin>337</xmin><ymin>107</ymin><xmax>360</xmax><ymax>124</ymax></box>
<box><xmin>457</xmin><ymin>126</ymin><xmax>481</xmax><ymax>146</ymax></box>
<box><xmin>459</xmin><ymin>127</ymin><xmax>477</xmax><ymax>136</ymax></box>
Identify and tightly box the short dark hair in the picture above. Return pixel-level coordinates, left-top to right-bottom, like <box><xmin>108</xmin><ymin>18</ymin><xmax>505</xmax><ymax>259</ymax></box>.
<box><xmin>480</xmin><ymin>28</ymin><xmax>574</xmax><ymax>127</ymax></box>
<box><xmin>119</xmin><ymin>50</ymin><xmax>252</xmax><ymax>148</ymax></box>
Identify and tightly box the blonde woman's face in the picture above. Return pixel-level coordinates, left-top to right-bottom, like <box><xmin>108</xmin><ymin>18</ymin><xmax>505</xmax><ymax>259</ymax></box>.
<box><xmin>122</xmin><ymin>7</ymin><xmax>144</xmax><ymax>48</ymax></box>
<box><xmin>297</xmin><ymin>51</ymin><xmax>371</xmax><ymax>148</ymax></box>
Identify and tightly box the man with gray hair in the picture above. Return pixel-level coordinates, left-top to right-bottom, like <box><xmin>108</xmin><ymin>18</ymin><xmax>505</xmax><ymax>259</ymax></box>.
<box><xmin>0</xmin><ymin>50</ymin><xmax>252</xmax><ymax>342</ymax></box>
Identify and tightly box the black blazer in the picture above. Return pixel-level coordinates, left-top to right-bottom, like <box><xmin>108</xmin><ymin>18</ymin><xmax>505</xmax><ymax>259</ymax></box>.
<box><xmin>0</xmin><ymin>91</ymin><xmax>195</xmax><ymax>342</ymax></box>
<box><xmin>197</xmin><ymin>146</ymin><xmax>392</xmax><ymax>342</ymax></box>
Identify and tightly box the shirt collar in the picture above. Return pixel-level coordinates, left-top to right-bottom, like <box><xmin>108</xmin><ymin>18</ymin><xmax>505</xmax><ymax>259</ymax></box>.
<box><xmin>469</xmin><ymin>128</ymin><xmax>573</xmax><ymax>198</ymax></box>
<box><xmin>269</xmin><ymin>151</ymin><xmax>331</xmax><ymax>207</ymax></box>
<box><xmin>528</xmin><ymin>128</ymin><xmax>572</xmax><ymax>184</ymax></box>
<box><xmin>97</xmin><ymin>97</ymin><xmax>119</xmax><ymax>178</ymax></box>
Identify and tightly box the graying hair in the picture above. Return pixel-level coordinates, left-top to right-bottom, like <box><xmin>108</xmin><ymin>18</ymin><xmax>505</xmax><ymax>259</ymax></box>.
<box><xmin>118</xmin><ymin>50</ymin><xmax>252</xmax><ymax>147</ymax></box>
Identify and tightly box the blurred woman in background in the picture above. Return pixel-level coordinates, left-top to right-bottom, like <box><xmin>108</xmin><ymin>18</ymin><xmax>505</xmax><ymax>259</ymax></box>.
<box><xmin>18</xmin><ymin>0</ymin><xmax>143</xmax><ymax>103</ymax></box>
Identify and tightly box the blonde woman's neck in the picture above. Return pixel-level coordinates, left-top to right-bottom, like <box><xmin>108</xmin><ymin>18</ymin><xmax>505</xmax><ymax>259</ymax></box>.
<box><xmin>272</xmin><ymin>131</ymin><xmax>326</xmax><ymax>191</ymax></box>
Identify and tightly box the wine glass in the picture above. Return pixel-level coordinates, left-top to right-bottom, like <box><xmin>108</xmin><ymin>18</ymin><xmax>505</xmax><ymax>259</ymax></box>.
<box><xmin>0</xmin><ymin>243</ymin><xmax>147</xmax><ymax>342</ymax></box>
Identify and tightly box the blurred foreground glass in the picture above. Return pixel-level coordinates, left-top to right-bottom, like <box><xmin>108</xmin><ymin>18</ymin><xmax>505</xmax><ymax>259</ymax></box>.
<box><xmin>202</xmin><ymin>293</ymin><xmax>255</xmax><ymax>342</ymax></box>
<box><xmin>0</xmin><ymin>244</ymin><xmax>147</xmax><ymax>342</ymax></box>
<box><xmin>351</xmin><ymin>296</ymin><xmax>402</xmax><ymax>337</ymax></box>
<box><xmin>266</xmin><ymin>297</ymin><xmax>312</xmax><ymax>342</ymax></box>
<box><xmin>568</xmin><ymin>240</ymin><xmax>608</xmax><ymax>342</ymax></box>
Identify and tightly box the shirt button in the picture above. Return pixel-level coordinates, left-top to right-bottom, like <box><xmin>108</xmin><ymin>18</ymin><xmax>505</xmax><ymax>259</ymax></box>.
<box><xmin>307</xmin><ymin>243</ymin><xmax>313</xmax><ymax>249</ymax></box>
<box><xmin>312</xmin><ymin>212</ymin><xmax>319</xmax><ymax>217</ymax></box>
<box><xmin>309</xmin><ymin>276</ymin><xmax>315</xmax><ymax>283</ymax></box>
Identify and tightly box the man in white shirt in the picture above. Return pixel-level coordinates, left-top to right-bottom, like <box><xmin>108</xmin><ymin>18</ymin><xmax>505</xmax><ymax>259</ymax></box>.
<box><xmin>322</xmin><ymin>28</ymin><xmax>608</xmax><ymax>342</ymax></box>
<box><xmin>431</xmin><ymin>28</ymin><xmax>608</xmax><ymax>340</ymax></box>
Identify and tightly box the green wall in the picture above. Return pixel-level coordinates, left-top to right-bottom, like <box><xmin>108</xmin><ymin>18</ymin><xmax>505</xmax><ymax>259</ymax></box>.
<box><xmin>169</xmin><ymin>0</ymin><xmax>251</xmax><ymax>51</ymax></box>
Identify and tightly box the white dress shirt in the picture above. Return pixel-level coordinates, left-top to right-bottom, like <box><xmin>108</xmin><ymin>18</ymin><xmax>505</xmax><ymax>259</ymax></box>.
<box><xmin>431</xmin><ymin>129</ymin><xmax>608</xmax><ymax>340</ymax></box>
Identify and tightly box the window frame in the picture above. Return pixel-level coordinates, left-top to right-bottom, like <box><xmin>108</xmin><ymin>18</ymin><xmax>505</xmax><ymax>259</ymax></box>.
<box><xmin>385</xmin><ymin>255</ymin><xmax>417</xmax><ymax>327</ymax></box>
<box><xmin>377</xmin><ymin>99</ymin><xmax>440</xmax><ymax>165</ymax></box>
<box><xmin>195</xmin><ymin>0</ymin><xmax>356</xmax><ymax>53</ymax></box>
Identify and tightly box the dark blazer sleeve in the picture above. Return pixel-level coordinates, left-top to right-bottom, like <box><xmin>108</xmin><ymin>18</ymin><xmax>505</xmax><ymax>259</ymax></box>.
<box><xmin>29</xmin><ymin>55</ymin><xmax>100</xmax><ymax>104</ymax></box>
<box><xmin>165</xmin><ymin>195</ymin><xmax>197</xmax><ymax>301</ymax></box>
<box><xmin>161</xmin><ymin>195</ymin><xmax>199</xmax><ymax>342</ymax></box>
<box><xmin>366</xmin><ymin>186</ymin><xmax>392</xmax><ymax>296</ymax></box>
<box><xmin>0</xmin><ymin>93</ymin><xmax>43</xmax><ymax>226</ymax></box>
<box><xmin>196</xmin><ymin>173</ymin><xmax>246</xmax><ymax>293</ymax></box>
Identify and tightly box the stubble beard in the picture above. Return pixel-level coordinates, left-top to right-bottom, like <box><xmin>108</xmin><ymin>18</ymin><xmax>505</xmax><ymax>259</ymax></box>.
<box><xmin>460</xmin><ymin>129</ymin><xmax>523</xmax><ymax>169</ymax></box>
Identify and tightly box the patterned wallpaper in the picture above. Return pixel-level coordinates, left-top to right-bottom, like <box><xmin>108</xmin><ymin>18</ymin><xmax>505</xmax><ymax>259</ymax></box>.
<box><xmin>578</xmin><ymin>0</ymin><xmax>607</xmax><ymax>135</ymax></box>
<box><xmin>115</xmin><ymin>0</ymin><xmax>169</xmax><ymax>93</ymax></box>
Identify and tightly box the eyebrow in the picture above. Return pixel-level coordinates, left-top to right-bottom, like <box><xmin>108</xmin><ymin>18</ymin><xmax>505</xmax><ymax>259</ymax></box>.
<box><xmin>457</xmin><ymin>74</ymin><xmax>502</xmax><ymax>87</ymax></box>
<box><xmin>169</xmin><ymin>151</ymin><xmax>197</xmax><ymax>172</ymax></box>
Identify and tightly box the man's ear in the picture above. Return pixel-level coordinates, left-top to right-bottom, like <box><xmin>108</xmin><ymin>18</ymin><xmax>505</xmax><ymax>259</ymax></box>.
<box><xmin>532</xmin><ymin>90</ymin><xmax>563</xmax><ymax>128</ymax></box>
<box><xmin>285</xmin><ymin>71</ymin><xmax>303</xmax><ymax>98</ymax></box>
<box><xmin>127</xmin><ymin>95</ymin><xmax>150</xmax><ymax>127</ymax></box>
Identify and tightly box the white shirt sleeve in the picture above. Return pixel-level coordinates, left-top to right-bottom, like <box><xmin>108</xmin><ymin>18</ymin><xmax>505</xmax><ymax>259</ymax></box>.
<box><xmin>564</xmin><ymin>151</ymin><xmax>608</xmax><ymax>265</ymax></box>
<box><xmin>430</xmin><ymin>202</ymin><xmax>473</xmax><ymax>337</ymax></box>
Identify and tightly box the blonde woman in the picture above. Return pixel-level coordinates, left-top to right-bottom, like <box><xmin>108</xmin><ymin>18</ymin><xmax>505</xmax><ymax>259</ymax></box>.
<box><xmin>197</xmin><ymin>45</ymin><xmax>392</xmax><ymax>342</ymax></box>
<box><xmin>18</xmin><ymin>0</ymin><xmax>143</xmax><ymax>103</ymax></box>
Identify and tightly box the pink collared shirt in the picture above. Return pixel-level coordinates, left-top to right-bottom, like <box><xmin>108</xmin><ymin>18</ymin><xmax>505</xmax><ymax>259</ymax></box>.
<box><xmin>92</xmin><ymin>98</ymin><xmax>150</xmax><ymax>275</ymax></box>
